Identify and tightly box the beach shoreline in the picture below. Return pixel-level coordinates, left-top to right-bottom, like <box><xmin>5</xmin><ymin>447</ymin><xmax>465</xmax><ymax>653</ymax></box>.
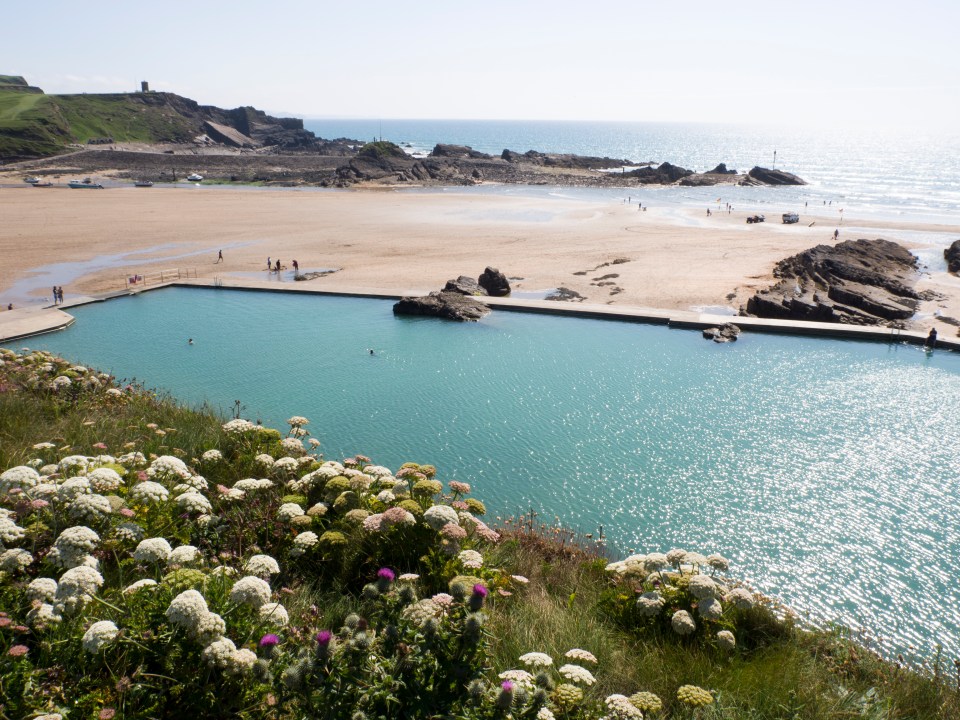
<box><xmin>2</xmin><ymin>184</ymin><xmax>959</xmax><ymax>336</ymax></box>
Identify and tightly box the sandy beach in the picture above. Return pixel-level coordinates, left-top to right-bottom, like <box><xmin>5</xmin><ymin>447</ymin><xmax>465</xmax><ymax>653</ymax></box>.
<box><xmin>2</xmin><ymin>185</ymin><xmax>959</xmax><ymax>334</ymax></box>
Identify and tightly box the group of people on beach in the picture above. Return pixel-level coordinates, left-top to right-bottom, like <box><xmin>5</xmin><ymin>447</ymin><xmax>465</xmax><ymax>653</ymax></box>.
<box><xmin>51</xmin><ymin>286</ymin><xmax>64</xmax><ymax>305</ymax></box>
<box><xmin>266</xmin><ymin>258</ymin><xmax>300</xmax><ymax>275</ymax></box>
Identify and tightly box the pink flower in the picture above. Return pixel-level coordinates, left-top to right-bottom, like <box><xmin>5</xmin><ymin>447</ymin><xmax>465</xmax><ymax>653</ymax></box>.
<box><xmin>99</xmin><ymin>710</ymin><xmax>116</xmax><ymax>720</ymax></box>
<box><xmin>119</xmin><ymin>508</ymin><xmax>135</xmax><ymax>518</ymax></box>
<box><xmin>93</xmin><ymin>443</ymin><xmax>108</xmax><ymax>450</ymax></box>
<box><xmin>31</xmin><ymin>499</ymin><xmax>49</xmax><ymax>510</ymax></box>
<box><xmin>7</xmin><ymin>645</ymin><xmax>28</xmax><ymax>657</ymax></box>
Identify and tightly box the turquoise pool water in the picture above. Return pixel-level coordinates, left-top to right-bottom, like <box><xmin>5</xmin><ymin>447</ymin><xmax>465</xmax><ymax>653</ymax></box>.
<box><xmin>10</xmin><ymin>288</ymin><xmax>960</xmax><ymax>661</ymax></box>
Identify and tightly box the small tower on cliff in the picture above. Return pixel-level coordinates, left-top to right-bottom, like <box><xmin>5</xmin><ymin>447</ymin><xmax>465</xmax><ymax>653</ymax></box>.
<box><xmin>141</xmin><ymin>81</ymin><xmax>150</xmax><ymax>93</ymax></box>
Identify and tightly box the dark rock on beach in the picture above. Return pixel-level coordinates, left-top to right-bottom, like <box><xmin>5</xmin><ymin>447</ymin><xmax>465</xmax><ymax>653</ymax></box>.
<box><xmin>743</xmin><ymin>166</ymin><xmax>806</xmax><ymax>186</ymax></box>
<box><xmin>444</xmin><ymin>275</ymin><xmax>486</xmax><ymax>295</ymax></box>
<box><xmin>708</xmin><ymin>163</ymin><xmax>737</xmax><ymax>174</ymax></box>
<box><xmin>545</xmin><ymin>287</ymin><xmax>586</xmax><ymax>302</ymax></box>
<box><xmin>944</xmin><ymin>239</ymin><xmax>960</xmax><ymax>274</ymax></box>
<box><xmin>393</xmin><ymin>291</ymin><xmax>490</xmax><ymax>321</ymax></box>
<box><xmin>478</xmin><ymin>267</ymin><xmax>511</xmax><ymax>296</ymax></box>
<box><xmin>743</xmin><ymin>238</ymin><xmax>920</xmax><ymax>326</ymax></box>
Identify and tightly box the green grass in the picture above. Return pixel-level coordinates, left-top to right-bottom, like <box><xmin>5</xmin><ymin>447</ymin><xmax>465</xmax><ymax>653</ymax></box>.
<box><xmin>0</xmin><ymin>91</ymin><xmax>196</xmax><ymax>159</ymax></box>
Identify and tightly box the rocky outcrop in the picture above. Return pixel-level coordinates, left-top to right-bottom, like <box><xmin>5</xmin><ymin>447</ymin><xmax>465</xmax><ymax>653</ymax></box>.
<box><xmin>478</xmin><ymin>267</ymin><xmax>510</xmax><ymax>296</ymax></box>
<box><xmin>444</xmin><ymin>276</ymin><xmax>486</xmax><ymax>295</ymax></box>
<box><xmin>743</xmin><ymin>166</ymin><xmax>806</xmax><ymax>186</ymax></box>
<box><xmin>431</xmin><ymin>144</ymin><xmax>492</xmax><ymax>159</ymax></box>
<box><xmin>203</xmin><ymin>121</ymin><xmax>256</xmax><ymax>148</ymax></box>
<box><xmin>703</xmin><ymin>323</ymin><xmax>741</xmax><ymax>343</ymax></box>
<box><xmin>743</xmin><ymin>239</ymin><xmax>920</xmax><ymax>326</ymax></box>
<box><xmin>393</xmin><ymin>291</ymin><xmax>490</xmax><ymax>321</ymax></box>
<box><xmin>545</xmin><ymin>287</ymin><xmax>586</xmax><ymax>302</ymax></box>
<box><xmin>501</xmin><ymin>149</ymin><xmax>629</xmax><ymax>170</ymax></box>
<box><xmin>707</xmin><ymin>163</ymin><xmax>737</xmax><ymax>174</ymax></box>
<box><xmin>945</xmin><ymin>240</ymin><xmax>960</xmax><ymax>274</ymax></box>
<box><xmin>626</xmin><ymin>161</ymin><xmax>694</xmax><ymax>184</ymax></box>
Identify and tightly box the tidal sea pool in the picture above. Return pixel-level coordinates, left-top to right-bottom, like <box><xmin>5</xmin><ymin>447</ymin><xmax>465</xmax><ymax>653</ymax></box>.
<box><xmin>11</xmin><ymin>287</ymin><xmax>960</xmax><ymax>661</ymax></box>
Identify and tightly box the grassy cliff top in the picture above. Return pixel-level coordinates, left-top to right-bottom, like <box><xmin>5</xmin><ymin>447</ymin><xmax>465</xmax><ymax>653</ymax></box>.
<box><xmin>0</xmin><ymin>90</ymin><xmax>197</xmax><ymax>159</ymax></box>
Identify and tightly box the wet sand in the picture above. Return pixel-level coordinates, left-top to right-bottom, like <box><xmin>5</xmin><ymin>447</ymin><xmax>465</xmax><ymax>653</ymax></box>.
<box><xmin>2</xmin><ymin>185</ymin><xmax>959</xmax><ymax>334</ymax></box>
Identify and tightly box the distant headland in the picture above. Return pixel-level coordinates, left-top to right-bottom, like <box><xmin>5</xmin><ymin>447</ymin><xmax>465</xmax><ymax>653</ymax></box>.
<box><xmin>0</xmin><ymin>76</ymin><xmax>804</xmax><ymax>189</ymax></box>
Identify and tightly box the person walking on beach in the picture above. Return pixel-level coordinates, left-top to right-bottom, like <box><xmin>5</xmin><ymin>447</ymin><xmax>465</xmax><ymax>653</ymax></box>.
<box><xmin>52</xmin><ymin>286</ymin><xmax>58</xmax><ymax>305</ymax></box>
<box><xmin>216</xmin><ymin>250</ymin><xmax>223</xmax><ymax>263</ymax></box>
<box><xmin>267</xmin><ymin>257</ymin><xmax>271</xmax><ymax>271</ymax></box>
<box><xmin>56</xmin><ymin>287</ymin><xmax>63</xmax><ymax>304</ymax></box>
<box><xmin>292</xmin><ymin>259</ymin><xmax>299</xmax><ymax>274</ymax></box>
<box><xmin>833</xmin><ymin>229</ymin><xmax>839</xmax><ymax>241</ymax></box>
<box><xmin>275</xmin><ymin>259</ymin><xmax>281</xmax><ymax>273</ymax></box>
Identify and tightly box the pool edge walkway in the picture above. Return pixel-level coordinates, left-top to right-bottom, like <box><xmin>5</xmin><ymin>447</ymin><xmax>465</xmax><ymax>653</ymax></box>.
<box><xmin>2</xmin><ymin>277</ymin><xmax>958</xmax><ymax>352</ymax></box>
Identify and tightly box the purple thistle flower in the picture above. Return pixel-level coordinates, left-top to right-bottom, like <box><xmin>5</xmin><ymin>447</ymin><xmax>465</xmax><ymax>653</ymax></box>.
<box><xmin>501</xmin><ymin>680</ymin><xmax>514</xmax><ymax>692</ymax></box>
<box><xmin>259</xmin><ymin>634</ymin><xmax>280</xmax><ymax>648</ymax></box>
<box><xmin>473</xmin><ymin>584</ymin><xmax>488</xmax><ymax>598</ymax></box>
<box><xmin>377</xmin><ymin>567</ymin><xmax>396</xmax><ymax>582</ymax></box>
<box><xmin>316</xmin><ymin>629</ymin><xmax>332</xmax><ymax>646</ymax></box>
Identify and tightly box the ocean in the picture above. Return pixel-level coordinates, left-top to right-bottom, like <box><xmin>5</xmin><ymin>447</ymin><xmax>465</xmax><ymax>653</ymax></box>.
<box><xmin>305</xmin><ymin>119</ymin><xmax>960</xmax><ymax>224</ymax></box>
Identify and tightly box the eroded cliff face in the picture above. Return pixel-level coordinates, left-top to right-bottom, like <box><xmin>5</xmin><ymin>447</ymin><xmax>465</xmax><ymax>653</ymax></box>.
<box><xmin>743</xmin><ymin>238</ymin><xmax>921</xmax><ymax>326</ymax></box>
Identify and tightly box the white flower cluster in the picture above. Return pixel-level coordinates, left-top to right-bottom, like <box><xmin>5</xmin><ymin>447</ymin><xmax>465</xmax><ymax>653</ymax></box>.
<box><xmin>147</xmin><ymin>455</ymin><xmax>192</xmax><ymax>481</ymax></box>
<box><xmin>671</xmin><ymin>610</ymin><xmax>697</xmax><ymax>635</ymax></box>
<box><xmin>117</xmin><ymin>451</ymin><xmax>147</xmax><ymax>467</ymax></box>
<box><xmin>202</xmin><ymin>637</ymin><xmax>257</xmax><ymax>674</ymax></box>
<box><xmin>176</xmin><ymin>492</ymin><xmax>212</xmax><ymax>515</ymax></box>
<box><xmin>54</xmin><ymin>526</ymin><xmax>100</xmax><ymax>567</ymax></box>
<box><xmin>245</xmin><ymin>554</ymin><xmax>280</xmax><ymax>577</ymax></box>
<box><xmin>59</xmin><ymin>455</ymin><xmax>90</xmax><ymax>475</ymax></box>
<box><xmin>258</xmin><ymin>602</ymin><xmax>289</xmax><ymax>626</ymax></box>
<box><xmin>604</xmin><ymin>694</ymin><xmax>644</xmax><ymax>719</ymax></box>
<box><xmin>424</xmin><ymin>504</ymin><xmax>459</xmax><ymax>531</ymax></box>
<box><xmin>636</xmin><ymin>591</ymin><xmax>665</xmax><ymax>617</ymax></box>
<box><xmin>280</xmin><ymin>437</ymin><xmax>305</xmax><ymax>457</ymax></box>
<box><xmin>27</xmin><ymin>577</ymin><xmax>58</xmax><ymax>603</ymax></box>
<box><xmin>229</xmin><ymin>575</ymin><xmax>272</xmax><ymax>608</ymax></box>
<box><xmin>55</xmin><ymin>566</ymin><xmax>104</xmax><ymax>614</ymax></box>
<box><xmin>498</xmin><ymin>668</ymin><xmax>536</xmax><ymax>690</ymax></box>
<box><xmin>124</xmin><ymin>579</ymin><xmax>158</xmax><ymax>595</ymax></box>
<box><xmin>129</xmin><ymin>481</ymin><xmax>169</xmax><ymax>504</ymax></box>
<box><xmin>87</xmin><ymin>467</ymin><xmax>124</xmax><ymax>492</ymax></box>
<box><xmin>688</xmin><ymin>574</ymin><xmax>718</xmax><ymax>600</ymax></box>
<box><xmin>58</xmin><ymin>477</ymin><xmax>91</xmax><ymax>502</ymax></box>
<box><xmin>290</xmin><ymin>531</ymin><xmax>319</xmax><ymax>557</ymax></box>
<box><xmin>0</xmin><ymin>465</ymin><xmax>40</xmax><ymax>493</ymax></box>
<box><xmin>113</xmin><ymin>522</ymin><xmax>145</xmax><ymax>544</ymax></box>
<box><xmin>519</xmin><ymin>652</ymin><xmax>553</xmax><ymax>668</ymax></box>
<box><xmin>726</xmin><ymin>587</ymin><xmax>755</xmax><ymax>609</ymax></box>
<box><xmin>201</xmin><ymin>449</ymin><xmax>223</xmax><ymax>463</ymax></box>
<box><xmin>68</xmin><ymin>493</ymin><xmax>113</xmax><ymax>523</ymax></box>
<box><xmin>169</xmin><ymin>545</ymin><xmax>201</xmax><ymax>566</ymax></box>
<box><xmin>134</xmin><ymin>537</ymin><xmax>173</xmax><ymax>564</ymax></box>
<box><xmin>222</xmin><ymin>419</ymin><xmax>257</xmax><ymax>434</ymax></box>
<box><xmin>457</xmin><ymin>549</ymin><xmax>483</xmax><ymax>570</ymax></box>
<box><xmin>277</xmin><ymin>503</ymin><xmax>305</xmax><ymax>522</ymax></box>
<box><xmin>233</xmin><ymin>478</ymin><xmax>273</xmax><ymax>492</ymax></box>
<box><xmin>0</xmin><ymin>517</ymin><xmax>26</xmax><ymax>546</ymax></box>
<box><xmin>82</xmin><ymin>620</ymin><xmax>119</xmax><ymax>653</ymax></box>
<box><xmin>559</xmin><ymin>664</ymin><xmax>596</xmax><ymax>686</ymax></box>
<box><xmin>0</xmin><ymin>548</ymin><xmax>33</xmax><ymax>573</ymax></box>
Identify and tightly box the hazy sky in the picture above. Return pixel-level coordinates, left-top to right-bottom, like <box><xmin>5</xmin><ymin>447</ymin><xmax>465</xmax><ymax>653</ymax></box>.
<box><xmin>8</xmin><ymin>1</ymin><xmax>959</xmax><ymax>128</ymax></box>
